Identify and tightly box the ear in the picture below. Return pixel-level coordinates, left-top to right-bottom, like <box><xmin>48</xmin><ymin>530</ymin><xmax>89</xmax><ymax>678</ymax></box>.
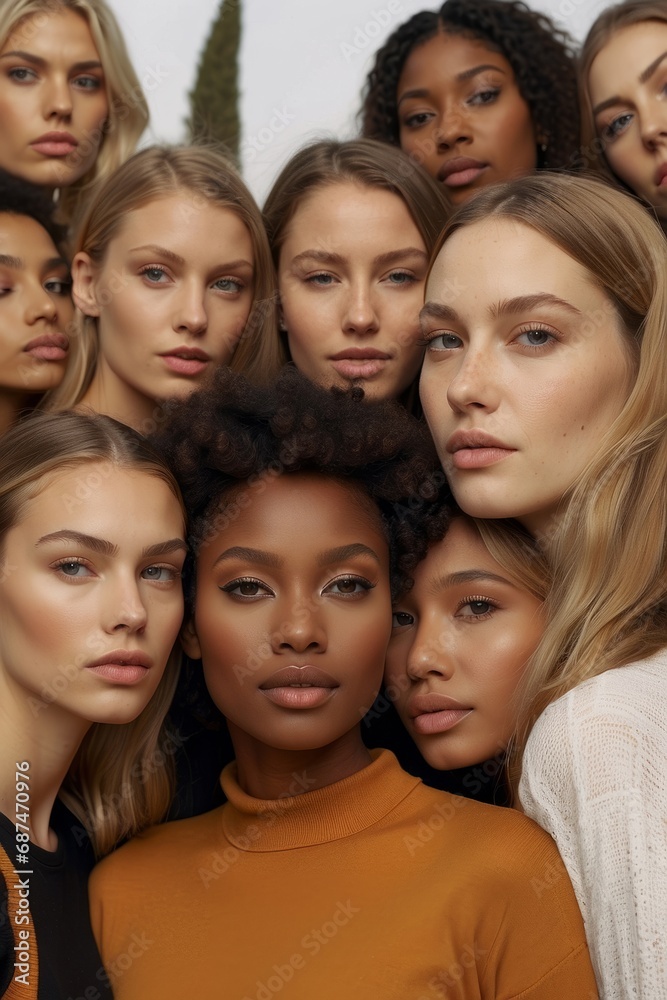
<box><xmin>180</xmin><ymin>617</ymin><xmax>202</xmax><ymax>660</ymax></box>
<box><xmin>71</xmin><ymin>252</ymin><xmax>101</xmax><ymax>317</ymax></box>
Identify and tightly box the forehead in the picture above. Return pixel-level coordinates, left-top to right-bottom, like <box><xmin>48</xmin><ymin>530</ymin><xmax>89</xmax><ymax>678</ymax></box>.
<box><xmin>412</xmin><ymin>517</ymin><xmax>494</xmax><ymax>585</ymax></box>
<box><xmin>106</xmin><ymin>193</ymin><xmax>253</xmax><ymax>255</ymax></box>
<box><xmin>284</xmin><ymin>181</ymin><xmax>422</xmax><ymax>245</ymax></box>
<box><xmin>0</xmin><ymin>213</ymin><xmax>59</xmax><ymax>260</ymax></box>
<box><xmin>5</xmin><ymin>7</ymin><xmax>99</xmax><ymax>56</ymax></box>
<box><xmin>588</xmin><ymin>21</ymin><xmax>667</xmax><ymax>98</ymax></box>
<box><xmin>400</xmin><ymin>30</ymin><xmax>515</xmax><ymax>88</ymax></box>
<box><xmin>198</xmin><ymin>473</ymin><xmax>389</xmax><ymax>565</ymax></box>
<box><xmin>426</xmin><ymin>218</ymin><xmax>601</xmax><ymax>308</ymax></box>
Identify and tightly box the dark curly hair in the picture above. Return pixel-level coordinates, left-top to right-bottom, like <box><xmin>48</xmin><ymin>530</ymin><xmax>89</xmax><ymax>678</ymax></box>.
<box><xmin>0</xmin><ymin>168</ymin><xmax>68</xmax><ymax>255</ymax></box>
<box><xmin>360</xmin><ymin>0</ymin><xmax>581</xmax><ymax>172</ymax></box>
<box><xmin>151</xmin><ymin>365</ymin><xmax>445</xmax><ymax>604</ymax></box>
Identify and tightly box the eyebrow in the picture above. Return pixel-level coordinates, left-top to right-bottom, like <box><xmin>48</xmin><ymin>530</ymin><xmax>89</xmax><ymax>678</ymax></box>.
<box><xmin>36</xmin><ymin>530</ymin><xmax>186</xmax><ymax>558</ymax></box>
<box><xmin>397</xmin><ymin>64</ymin><xmax>507</xmax><ymax>107</ymax></box>
<box><xmin>317</xmin><ymin>543</ymin><xmax>380</xmax><ymax>566</ymax></box>
<box><xmin>213</xmin><ymin>542</ymin><xmax>381</xmax><ymax>570</ymax></box>
<box><xmin>420</xmin><ymin>293</ymin><xmax>582</xmax><ymax>327</ymax></box>
<box><xmin>0</xmin><ymin>50</ymin><xmax>103</xmax><ymax>73</ymax></box>
<box><xmin>290</xmin><ymin>248</ymin><xmax>427</xmax><ymax>268</ymax></box>
<box><xmin>431</xmin><ymin>569</ymin><xmax>514</xmax><ymax>593</ymax></box>
<box><xmin>593</xmin><ymin>51</ymin><xmax>667</xmax><ymax>115</ymax></box>
<box><xmin>0</xmin><ymin>254</ymin><xmax>22</xmax><ymax>269</ymax></box>
<box><xmin>130</xmin><ymin>245</ymin><xmax>254</xmax><ymax>272</ymax></box>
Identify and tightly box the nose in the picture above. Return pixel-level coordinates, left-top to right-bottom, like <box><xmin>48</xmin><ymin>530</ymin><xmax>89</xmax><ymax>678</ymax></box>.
<box><xmin>271</xmin><ymin>600</ymin><xmax>328</xmax><ymax>655</ymax></box>
<box><xmin>434</xmin><ymin>105</ymin><xmax>472</xmax><ymax>150</ymax></box>
<box><xmin>174</xmin><ymin>279</ymin><xmax>208</xmax><ymax>337</ymax></box>
<box><xmin>342</xmin><ymin>281</ymin><xmax>380</xmax><ymax>337</ymax></box>
<box><xmin>640</xmin><ymin>106</ymin><xmax>667</xmax><ymax>150</ymax></box>
<box><xmin>406</xmin><ymin>623</ymin><xmax>453</xmax><ymax>682</ymax></box>
<box><xmin>445</xmin><ymin>344</ymin><xmax>500</xmax><ymax>414</ymax></box>
<box><xmin>43</xmin><ymin>74</ymin><xmax>73</xmax><ymax>121</ymax></box>
<box><xmin>25</xmin><ymin>282</ymin><xmax>58</xmax><ymax>325</ymax></box>
<box><xmin>104</xmin><ymin>577</ymin><xmax>148</xmax><ymax>635</ymax></box>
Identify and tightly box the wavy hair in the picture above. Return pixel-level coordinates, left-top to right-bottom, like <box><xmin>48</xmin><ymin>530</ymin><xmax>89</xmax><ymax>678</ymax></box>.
<box><xmin>0</xmin><ymin>0</ymin><xmax>149</xmax><ymax>228</ymax></box>
<box><xmin>360</xmin><ymin>0</ymin><xmax>580</xmax><ymax>171</ymax></box>
<box><xmin>579</xmin><ymin>0</ymin><xmax>667</xmax><ymax>205</ymax></box>
<box><xmin>0</xmin><ymin>410</ymin><xmax>185</xmax><ymax>856</ymax></box>
<box><xmin>45</xmin><ymin>144</ymin><xmax>281</xmax><ymax>417</ymax></box>
<box><xmin>427</xmin><ymin>173</ymin><xmax>667</xmax><ymax>797</ymax></box>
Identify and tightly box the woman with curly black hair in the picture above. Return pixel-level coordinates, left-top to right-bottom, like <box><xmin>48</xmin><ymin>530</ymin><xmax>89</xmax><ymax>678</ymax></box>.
<box><xmin>87</xmin><ymin>367</ymin><xmax>597</xmax><ymax>998</ymax></box>
<box><xmin>360</xmin><ymin>0</ymin><xmax>580</xmax><ymax>204</ymax></box>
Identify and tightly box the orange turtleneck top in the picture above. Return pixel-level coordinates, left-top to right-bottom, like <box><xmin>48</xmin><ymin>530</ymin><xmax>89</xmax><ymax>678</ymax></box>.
<box><xmin>89</xmin><ymin>750</ymin><xmax>598</xmax><ymax>999</ymax></box>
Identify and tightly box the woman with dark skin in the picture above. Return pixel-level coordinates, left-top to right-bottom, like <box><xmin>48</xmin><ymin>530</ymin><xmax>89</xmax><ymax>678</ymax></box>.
<box><xmin>360</xmin><ymin>0</ymin><xmax>580</xmax><ymax>204</ymax></box>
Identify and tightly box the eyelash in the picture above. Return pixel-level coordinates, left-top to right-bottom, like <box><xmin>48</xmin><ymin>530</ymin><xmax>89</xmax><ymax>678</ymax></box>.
<box><xmin>220</xmin><ymin>575</ymin><xmax>376</xmax><ymax>600</ymax></box>
<box><xmin>7</xmin><ymin>67</ymin><xmax>102</xmax><ymax>90</ymax></box>
<box><xmin>403</xmin><ymin>85</ymin><xmax>501</xmax><ymax>127</ymax></box>
<box><xmin>139</xmin><ymin>266</ymin><xmax>245</xmax><ymax>294</ymax></box>
<box><xmin>51</xmin><ymin>558</ymin><xmax>181</xmax><ymax>584</ymax></box>
<box><xmin>418</xmin><ymin>324</ymin><xmax>560</xmax><ymax>352</ymax></box>
<box><xmin>455</xmin><ymin>595</ymin><xmax>500</xmax><ymax>621</ymax></box>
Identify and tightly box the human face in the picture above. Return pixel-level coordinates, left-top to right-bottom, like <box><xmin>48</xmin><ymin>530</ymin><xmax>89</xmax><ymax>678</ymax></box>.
<box><xmin>397</xmin><ymin>32</ymin><xmax>537</xmax><ymax>205</ymax></box>
<box><xmin>0</xmin><ymin>8</ymin><xmax>108</xmax><ymax>189</ymax></box>
<box><xmin>419</xmin><ymin>219</ymin><xmax>633</xmax><ymax>536</ymax></box>
<box><xmin>278</xmin><ymin>182</ymin><xmax>428</xmax><ymax>399</ymax></box>
<box><xmin>589</xmin><ymin>22</ymin><xmax>667</xmax><ymax>220</ymax></box>
<box><xmin>0</xmin><ymin>213</ymin><xmax>72</xmax><ymax>395</ymax></box>
<box><xmin>73</xmin><ymin>192</ymin><xmax>255</xmax><ymax>420</ymax></box>
<box><xmin>386</xmin><ymin>518</ymin><xmax>543</xmax><ymax>770</ymax></box>
<box><xmin>0</xmin><ymin>464</ymin><xmax>186</xmax><ymax>726</ymax></box>
<box><xmin>183</xmin><ymin>475</ymin><xmax>392</xmax><ymax>761</ymax></box>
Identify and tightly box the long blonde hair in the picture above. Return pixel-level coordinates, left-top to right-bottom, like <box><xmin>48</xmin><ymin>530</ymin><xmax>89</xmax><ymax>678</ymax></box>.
<box><xmin>579</xmin><ymin>0</ymin><xmax>667</xmax><ymax>200</ymax></box>
<box><xmin>429</xmin><ymin>173</ymin><xmax>667</xmax><ymax>796</ymax></box>
<box><xmin>0</xmin><ymin>0</ymin><xmax>149</xmax><ymax>228</ymax></box>
<box><xmin>46</xmin><ymin>145</ymin><xmax>281</xmax><ymax>418</ymax></box>
<box><xmin>0</xmin><ymin>410</ymin><xmax>185</xmax><ymax>856</ymax></box>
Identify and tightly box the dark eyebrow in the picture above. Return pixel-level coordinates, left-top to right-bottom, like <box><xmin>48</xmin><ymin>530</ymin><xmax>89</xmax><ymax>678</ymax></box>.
<box><xmin>36</xmin><ymin>530</ymin><xmax>118</xmax><ymax>556</ymax></box>
<box><xmin>0</xmin><ymin>51</ymin><xmax>103</xmax><ymax>73</ymax></box>
<box><xmin>290</xmin><ymin>249</ymin><xmax>344</xmax><ymax>267</ymax></box>
<box><xmin>213</xmin><ymin>546</ymin><xmax>282</xmax><ymax>569</ymax></box>
<box><xmin>398</xmin><ymin>64</ymin><xmax>506</xmax><ymax>107</ymax></box>
<box><xmin>374</xmin><ymin>248</ymin><xmax>428</xmax><ymax>267</ymax></box>
<box><xmin>593</xmin><ymin>51</ymin><xmax>667</xmax><ymax>116</ymax></box>
<box><xmin>45</xmin><ymin>257</ymin><xmax>69</xmax><ymax>271</ymax></box>
<box><xmin>420</xmin><ymin>301</ymin><xmax>461</xmax><ymax>327</ymax></box>
<box><xmin>142</xmin><ymin>539</ymin><xmax>187</xmax><ymax>558</ymax></box>
<box><xmin>129</xmin><ymin>245</ymin><xmax>185</xmax><ymax>267</ymax></box>
<box><xmin>317</xmin><ymin>543</ymin><xmax>380</xmax><ymax>567</ymax></box>
<box><xmin>0</xmin><ymin>254</ymin><xmax>22</xmax><ymax>269</ymax></box>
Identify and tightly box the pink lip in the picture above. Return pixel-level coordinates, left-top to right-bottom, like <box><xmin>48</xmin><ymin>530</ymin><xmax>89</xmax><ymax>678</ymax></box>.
<box><xmin>446</xmin><ymin>429</ymin><xmax>516</xmax><ymax>470</ymax></box>
<box><xmin>23</xmin><ymin>332</ymin><xmax>69</xmax><ymax>361</ymax></box>
<box><xmin>260</xmin><ymin>665</ymin><xmax>339</xmax><ymax>709</ymax></box>
<box><xmin>31</xmin><ymin>131</ymin><xmax>79</xmax><ymax>157</ymax></box>
<box><xmin>329</xmin><ymin>349</ymin><xmax>391</xmax><ymax>381</ymax></box>
<box><xmin>408</xmin><ymin>693</ymin><xmax>473</xmax><ymax>735</ymax></box>
<box><xmin>655</xmin><ymin>162</ymin><xmax>667</xmax><ymax>187</ymax></box>
<box><xmin>437</xmin><ymin>157</ymin><xmax>488</xmax><ymax>188</ymax></box>
<box><xmin>160</xmin><ymin>347</ymin><xmax>211</xmax><ymax>377</ymax></box>
<box><xmin>85</xmin><ymin>649</ymin><xmax>152</xmax><ymax>685</ymax></box>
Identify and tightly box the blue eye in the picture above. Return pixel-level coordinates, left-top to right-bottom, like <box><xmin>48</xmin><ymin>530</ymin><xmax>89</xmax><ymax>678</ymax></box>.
<box><xmin>213</xmin><ymin>277</ymin><xmax>244</xmax><ymax>293</ymax></box>
<box><xmin>425</xmin><ymin>333</ymin><xmax>462</xmax><ymax>351</ymax></box>
<box><xmin>53</xmin><ymin>559</ymin><xmax>92</xmax><ymax>578</ymax></box>
<box><xmin>141</xmin><ymin>565</ymin><xmax>179</xmax><ymax>583</ymax></box>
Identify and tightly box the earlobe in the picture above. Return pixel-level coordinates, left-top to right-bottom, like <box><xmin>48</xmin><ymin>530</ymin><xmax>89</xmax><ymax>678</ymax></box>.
<box><xmin>71</xmin><ymin>252</ymin><xmax>101</xmax><ymax>317</ymax></box>
<box><xmin>180</xmin><ymin>618</ymin><xmax>202</xmax><ymax>660</ymax></box>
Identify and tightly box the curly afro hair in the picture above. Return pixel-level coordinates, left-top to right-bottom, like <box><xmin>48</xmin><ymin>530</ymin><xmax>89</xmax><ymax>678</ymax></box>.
<box><xmin>0</xmin><ymin>168</ymin><xmax>68</xmax><ymax>255</ymax></box>
<box><xmin>151</xmin><ymin>365</ymin><xmax>446</xmax><ymax>603</ymax></box>
<box><xmin>360</xmin><ymin>0</ymin><xmax>581</xmax><ymax>172</ymax></box>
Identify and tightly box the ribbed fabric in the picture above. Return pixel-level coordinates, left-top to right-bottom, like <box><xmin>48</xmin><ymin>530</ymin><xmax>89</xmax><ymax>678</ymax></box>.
<box><xmin>91</xmin><ymin>750</ymin><xmax>598</xmax><ymax>999</ymax></box>
<box><xmin>520</xmin><ymin>653</ymin><xmax>667</xmax><ymax>999</ymax></box>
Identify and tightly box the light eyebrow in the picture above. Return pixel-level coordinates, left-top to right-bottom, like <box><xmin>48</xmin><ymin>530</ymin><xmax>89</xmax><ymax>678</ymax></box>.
<box><xmin>374</xmin><ymin>248</ymin><xmax>428</xmax><ymax>268</ymax></box>
<box><xmin>0</xmin><ymin>254</ymin><xmax>23</xmax><ymax>269</ymax></box>
<box><xmin>213</xmin><ymin>546</ymin><xmax>282</xmax><ymax>569</ymax></box>
<box><xmin>129</xmin><ymin>245</ymin><xmax>185</xmax><ymax>267</ymax></box>
<box><xmin>142</xmin><ymin>539</ymin><xmax>187</xmax><ymax>558</ymax></box>
<box><xmin>36</xmin><ymin>530</ymin><xmax>118</xmax><ymax>556</ymax></box>
<box><xmin>0</xmin><ymin>50</ymin><xmax>46</xmax><ymax>67</ymax></box>
<box><xmin>290</xmin><ymin>249</ymin><xmax>344</xmax><ymax>268</ymax></box>
<box><xmin>432</xmin><ymin>569</ymin><xmax>514</xmax><ymax>594</ymax></box>
<box><xmin>490</xmin><ymin>293</ymin><xmax>582</xmax><ymax>319</ymax></box>
<box><xmin>317</xmin><ymin>543</ymin><xmax>380</xmax><ymax>567</ymax></box>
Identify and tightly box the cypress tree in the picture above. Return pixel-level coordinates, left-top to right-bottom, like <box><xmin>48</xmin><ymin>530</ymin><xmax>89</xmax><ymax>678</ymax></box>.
<box><xmin>188</xmin><ymin>0</ymin><xmax>241</xmax><ymax>160</ymax></box>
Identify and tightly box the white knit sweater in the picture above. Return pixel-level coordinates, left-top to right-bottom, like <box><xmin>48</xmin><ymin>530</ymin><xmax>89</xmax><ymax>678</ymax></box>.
<box><xmin>519</xmin><ymin>653</ymin><xmax>667</xmax><ymax>1000</ymax></box>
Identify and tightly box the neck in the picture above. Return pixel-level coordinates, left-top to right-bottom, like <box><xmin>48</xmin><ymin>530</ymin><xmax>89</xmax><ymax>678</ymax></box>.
<box><xmin>79</xmin><ymin>360</ymin><xmax>157</xmax><ymax>433</ymax></box>
<box><xmin>229</xmin><ymin>725</ymin><xmax>373</xmax><ymax>800</ymax></box>
<box><xmin>0</xmin><ymin>673</ymin><xmax>90</xmax><ymax>850</ymax></box>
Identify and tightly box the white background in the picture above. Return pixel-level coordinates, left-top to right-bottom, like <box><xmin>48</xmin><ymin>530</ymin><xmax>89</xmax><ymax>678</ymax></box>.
<box><xmin>107</xmin><ymin>0</ymin><xmax>612</xmax><ymax>203</ymax></box>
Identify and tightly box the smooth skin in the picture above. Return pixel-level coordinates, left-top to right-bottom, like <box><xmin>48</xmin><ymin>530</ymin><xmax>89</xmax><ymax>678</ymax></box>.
<box><xmin>397</xmin><ymin>32</ymin><xmax>537</xmax><ymax>204</ymax></box>
<box><xmin>386</xmin><ymin>517</ymin><xmax>543</xmax><ymax>770</ymax></box>
<box><xmin>589</xmin><ymin>21</ymin><xmax>667</xmax><ymax>221</ymax></box>
<box><xmin>0</xmin><ymin>8</ymin><xmax>108</xmax><ymax>189</ymax></box>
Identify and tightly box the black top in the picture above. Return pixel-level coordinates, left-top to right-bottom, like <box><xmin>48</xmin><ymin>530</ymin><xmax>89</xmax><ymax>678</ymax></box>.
<box><xmin>0</xmin><ymin>799</ymin><xmax>111</xmax><ymax>999</ymax></box>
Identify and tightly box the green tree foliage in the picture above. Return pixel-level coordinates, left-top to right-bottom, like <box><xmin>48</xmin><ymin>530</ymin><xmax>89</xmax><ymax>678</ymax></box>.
<box><xmin>188</xmin><ymin>0</ymin><xmax>241</xmax><ymax>160</ymax></box>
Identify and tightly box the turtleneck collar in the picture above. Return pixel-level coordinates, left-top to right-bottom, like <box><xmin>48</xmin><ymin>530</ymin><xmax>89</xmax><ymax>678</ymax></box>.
<box><xmin>220</xmin><ymin>749</ymin><xmax>421</xmax><ymax>852</ymax></box>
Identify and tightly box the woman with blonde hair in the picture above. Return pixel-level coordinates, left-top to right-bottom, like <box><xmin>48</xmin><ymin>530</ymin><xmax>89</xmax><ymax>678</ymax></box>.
<box><xmin>46</xmin><ymin>144</ymin><xmax>280</xmax><ymax>433</ymax></box>
<box><xmin>419</xmin><ymin>172</ymin><xmax>667</xmax><ymax>996</ymax></box>
<box><xmin>580</xmin><ymin>0</ymin><xmax>667</xmax><ymax>229</ymax></box>
<box><xmin>0</xmin><ymin>409</ymin><xmax>186</xmax><ymax>997</ymax></box>
<box><xmin>263</xmin><ymin>138</ymin><xmax>450</xmax><ymax>410</ymax></box>
<box><xmin>0</xmin><ymin>0</ymin><xmax>148</xmax><ymax>230</ymax></box>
